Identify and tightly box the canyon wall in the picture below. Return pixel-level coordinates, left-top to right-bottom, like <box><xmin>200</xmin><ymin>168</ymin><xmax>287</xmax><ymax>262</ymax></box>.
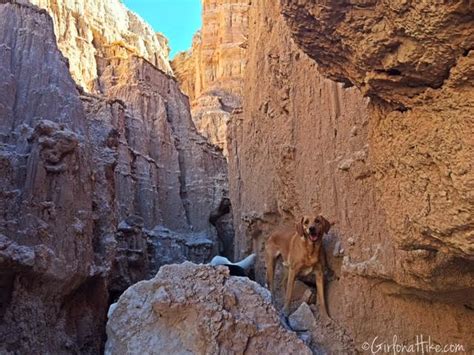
<box><xmin>0</xmin><ymin>2</ymin><xmax>107</xmax><ymax>352</ymax></box>
<box><xmin>228</xmin><ymin>0</ymin><xmax>474</xmax><ymax>352</ymax></box>
<box><xmin>0</xmin><ymin>0</ymin><xmax>229</xmax><ymax>352</ymax></box>
<box><xmin>2</xmin><ymin>0</ymin><xmax>472</xmax><ymax>352</ymax></box>
<box><xmin>172</xmin><ymin>0</ymin><xmax>250</xmax><ymax>156</ymax></box>
<box><xmin>280</xmin><ymin>0</ymin><xmax>474</xmax><ymax>259</ymax></box>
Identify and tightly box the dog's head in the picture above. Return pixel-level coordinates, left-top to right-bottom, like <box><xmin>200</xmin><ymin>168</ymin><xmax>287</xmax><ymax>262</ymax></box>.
<box><xmin>296</xmin><ymin>215</ymin><xmax>331</xmax><ymax>242</ymax></box>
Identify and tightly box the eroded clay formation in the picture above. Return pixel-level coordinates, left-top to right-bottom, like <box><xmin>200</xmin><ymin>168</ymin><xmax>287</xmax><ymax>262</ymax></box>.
<box><xmin>0</xmin><ymin>0</ymin><xmax>231</xmax><ymax>352</ymax></box>
<box><xmin>1</xmin><ymin>0</ymin><xmax>473</xmax><ymax>353</ymax></box>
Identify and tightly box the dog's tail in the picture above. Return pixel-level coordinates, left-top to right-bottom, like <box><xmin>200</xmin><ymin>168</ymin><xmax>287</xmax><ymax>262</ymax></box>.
<box><xmin>234</xmin><ymin>253</ymin><xmax>256</xmax><ymax>270</ymax></box>
<box><xmin>210</xmin><ymin>255</ymin><xmax>232</xmax><ymax>266</ymax></box>
<box><xmin>210</xmin><ymin>253</ymin><xmax>256</xmax><ymax>270</ymax></box>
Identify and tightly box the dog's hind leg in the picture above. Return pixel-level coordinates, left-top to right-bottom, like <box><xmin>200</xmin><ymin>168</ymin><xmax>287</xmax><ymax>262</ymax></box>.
<box><xmin>265</xmin><ymin>251</ymin><xmax>277</xmax><ymax>296</ymax></box>
<box><xmin>315</xmin><ymin>264</ymin><xmax>329</xmax><ymax>318</ymax></box>
<box><xmin>283</xmin><ymin>267</ymin><xmax>296</xmax><ymax>316</ymax></box>
<box><xmin>280</xmin><ymin>266</ymin><xmax>288</xmax><ymax>291</ymax></box>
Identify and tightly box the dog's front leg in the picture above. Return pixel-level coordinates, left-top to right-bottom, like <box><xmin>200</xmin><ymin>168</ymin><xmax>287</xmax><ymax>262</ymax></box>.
<box><xmin>283</xmin><ymin>267</ymin><xmax>296</xmax><ymax>316</ymax></box>
<box><xmin>315</xmin><ymin>265</ymin><xmax>329</xmax><ymax>318</ymax></box>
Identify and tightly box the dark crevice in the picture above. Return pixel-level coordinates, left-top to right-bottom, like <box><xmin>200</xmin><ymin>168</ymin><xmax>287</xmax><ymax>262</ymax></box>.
<box><xmin>374</xmin><ymin>68</ymin><xmax>402</xmax><ymax>76</ymax></box>
<box><xmin>163</xmin><ymin>102</ymin><xmax>192</xmax><ymax>228</ymax></box>
<box><xmin>0</xmin><ymin>272</ymin><xmax>15</xmax><ymax>320</ymax></box>
<box><xmin>395</xmin><ymin>104</ymin><xmax>409</xmax><ymax>112</ymax></box>
<box><xmin>209</xmin><ymin>197</ymin><xmax>234</xmax><ymax>259</ymax></box>
<box><xmin>386</xmin><ymin>68</ymin><xmax>401</xmax><ymax>76</ymax></box>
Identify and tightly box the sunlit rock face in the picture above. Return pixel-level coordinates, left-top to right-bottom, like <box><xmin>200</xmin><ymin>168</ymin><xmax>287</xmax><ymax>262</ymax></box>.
<box><xmin>28</xmin><ymin>0</ymin><xmax>233</xmax><ymax>256</ymax></box>
<box><xmin>28</xmin><ymin>0</ymin><xmax>232</xmax><ymax>282</ymax></box>
<box><xmin>173</xmin><ymin>0</ymin><xmax>249</xmax><ymax>102</ymax></box>
<box><xmin>227</xmin><ymin>0</ymin><xmax>474</xmax><ymax>352</ymax></box>
<box><xmin>30</xmin><ymin>0</ymin><xmax>173</xmax><ymax>92</ymax></box>
<box><xmin>172</xmin><ymin>0</ymin><xmax>250</xmax><ymax>156</ymax></box>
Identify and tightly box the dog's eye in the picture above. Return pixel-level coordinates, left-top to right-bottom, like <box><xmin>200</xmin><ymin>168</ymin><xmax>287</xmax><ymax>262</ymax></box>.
<box><xmin>304</xmin><ymin>219</ymin><xmax>309</xmax><ymax>224</ymax></box>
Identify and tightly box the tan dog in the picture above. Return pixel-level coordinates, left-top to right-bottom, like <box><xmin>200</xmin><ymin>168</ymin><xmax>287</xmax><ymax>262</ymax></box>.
<box><xmin>265</xmin><ymin>215</ymin><xmax>332</xmax><ymax>316</ymax></box>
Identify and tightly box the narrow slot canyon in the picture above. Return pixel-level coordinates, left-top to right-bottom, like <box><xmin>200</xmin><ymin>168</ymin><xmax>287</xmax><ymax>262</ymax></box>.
<box><xmin>0</xmin><ymin>0</ymin><xmax>472</xmax><ymax>354</ymax></box>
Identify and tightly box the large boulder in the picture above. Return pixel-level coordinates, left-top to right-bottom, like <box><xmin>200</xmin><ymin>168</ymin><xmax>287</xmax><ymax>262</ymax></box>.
<box><xmin>105</xmin><ymin>263</ymin><xmax>311</xmax><ymax>354</ymax></box>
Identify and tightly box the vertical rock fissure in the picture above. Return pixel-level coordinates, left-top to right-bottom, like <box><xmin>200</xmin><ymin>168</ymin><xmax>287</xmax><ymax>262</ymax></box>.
<box><xmin>175</xmin><ymin>135</ymin><xmax>193</xmax><ymax>230</ymax></box>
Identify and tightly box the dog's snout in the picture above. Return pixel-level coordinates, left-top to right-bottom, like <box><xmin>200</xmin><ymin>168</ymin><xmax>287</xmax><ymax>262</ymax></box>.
<box><xmin>309</xmin><ymin>226</ymin><xmax>316</xmax><ymax>234</ymax></box>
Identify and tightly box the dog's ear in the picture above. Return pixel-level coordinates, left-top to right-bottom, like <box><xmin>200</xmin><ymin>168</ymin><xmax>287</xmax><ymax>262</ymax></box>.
<box><xmin>321</xmin><ymin>216</ymin><xmax>331</xmax><ymax>234</ymax></box>
<box><xmin>296</xmin><ymin>216</ymin><xmax>305</xmax><ymax>236</ymax></box>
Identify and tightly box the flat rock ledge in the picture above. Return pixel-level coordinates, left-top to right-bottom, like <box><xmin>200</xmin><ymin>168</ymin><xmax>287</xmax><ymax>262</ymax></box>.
<box><xmin>105</xmin><ymin>262</ymin><xmax>311</xmax><ymax>354</ymax></box>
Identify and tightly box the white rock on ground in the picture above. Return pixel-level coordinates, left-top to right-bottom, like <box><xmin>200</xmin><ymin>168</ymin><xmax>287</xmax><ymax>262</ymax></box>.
<box><xmin>105</xmin><ymin>262</ymin><xmax>311</xmax><ymax>355</ymax></box>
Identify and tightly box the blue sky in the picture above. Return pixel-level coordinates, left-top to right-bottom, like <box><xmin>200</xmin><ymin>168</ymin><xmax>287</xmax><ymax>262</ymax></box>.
<box><xmin>123</xmin><ymin>0</ymin><xmax>202</xmax><ymax>59</ymax></box>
